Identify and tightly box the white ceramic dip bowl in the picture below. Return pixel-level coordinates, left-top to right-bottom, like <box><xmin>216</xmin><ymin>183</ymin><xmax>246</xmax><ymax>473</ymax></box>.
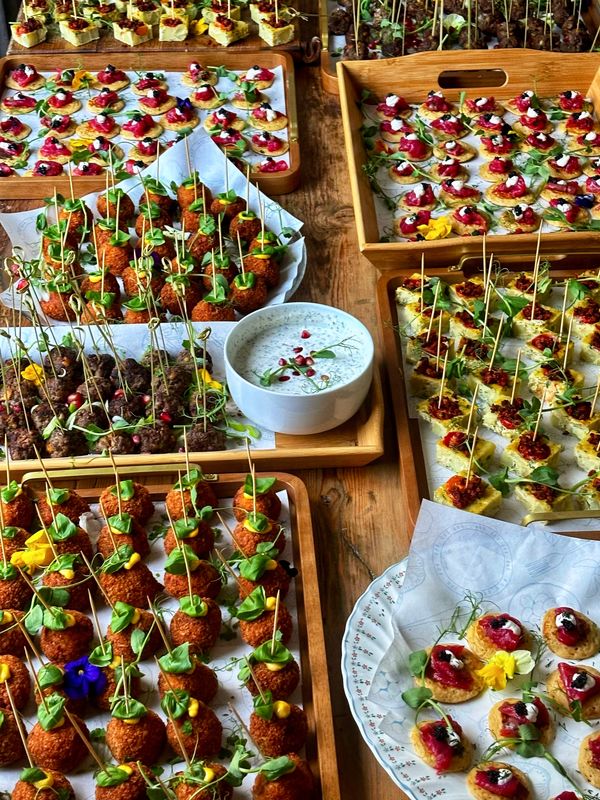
<box><xmin>224</xmin><ymin>302</ymin><xmax>374</xmax><ymax>435</ymax></box>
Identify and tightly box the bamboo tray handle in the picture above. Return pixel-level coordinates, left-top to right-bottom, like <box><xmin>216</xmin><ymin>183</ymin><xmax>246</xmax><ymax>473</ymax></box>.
<box><xmin>522</xmin><ymin>509</ymin><xmax>600</xmax><ymax>527</ymax></box>
<box><xmin>19</xmin><ymin>462</ymin><xmax>209</xmax><ymax>486</ymax></box>
<box><xmin>352</xmin><ymin>49</ymin><xmax>600</xmax><ymax>94</ymax></box>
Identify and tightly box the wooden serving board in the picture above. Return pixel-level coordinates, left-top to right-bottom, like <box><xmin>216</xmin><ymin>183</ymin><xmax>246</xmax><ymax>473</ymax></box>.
<box><xmin>15</xmin><ymin>466</ymin><xmax>341</xmax><ymax>800</ymax></box>
<box><xmin>6</xmin><ymin>369</ymin><xmax>385</xmax><ymax>477</ymax></box>
<box><xmin>338</xmin><ymin>49</ymin><xmax>600</xmax><ymax>269</ymax></box>
<box><xmin>0</xmin><ymin>51</ymin><xmax>300</xmax><ymax>197</ymax></box>
<box><xmin>376</xmin><ymin>254</ymin><xmax>600</xmax><ymax>536</ymax></box>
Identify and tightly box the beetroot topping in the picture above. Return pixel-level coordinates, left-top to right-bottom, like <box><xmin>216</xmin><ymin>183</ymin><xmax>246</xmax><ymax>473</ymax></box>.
<box><xmin>431</xmin><ymin>114</ymin><xmax>466</xmax><ymax>136</ymax></box>
<box><xmin>31</xmin><ymin>160</ymin><xmax>63</xmax><ymax>176</ymax></box>
<box><xmin>404</xmin><ymin>183</ymin><xmax>435</xmax><ymax>207</ymax></box>
<box><xmin>453</xmin><ymin>205</ymin><xmax>488</xmax><ymax>231</ymax></box>
<box><xmin>526</xmin><ymin>132</ymin><xmax>556</xmax><ymax>150</ymax></box>
<box><xmin>489</xmin><ymin>156</ymin><xmax>513</xmax><ymax>174</ymax></box>
<box><xmin>545</xmin><ymin>179</ymin><xmax>580</xmax><ymax>196</ymax></box>
<box><xmin>558</xmin><ymin>662</ymin><xmax>600</xmax><ymax>703</ymax></box>
<box><xmin>466</xmin><ymin>96</ymin><xmax>498</xmax><ymax>113</ymax></box>
<box><xmin>554</xmin><ymin>607</ymin><xmax>587</xmax><ymax>646</ymax></box>
<box><xmin>495</xmin><ymin>174</ymin><xmax>529</xmax><ymax>199</ymax></box>
<box><xmin>512</xmin><ymin>90</ymin><xmax>536</xmax><ymax>113</ymax></box>
<box><xmin>9</xmin><ymin>64</ymin><xmax>41</xmax><ymax>87</ymax></box>
<box><xmin>499</xmin><ymin>698</ymin><xmax>550</xmax><ymax>737</ymax></box>
<box><xmin>420</xmin><ymin>717</ymin><xmax>464</xmax><ymax>772</ymax></box>
<box><xmin>442</xmin><ymin>179</ymin><xmax>479</xmax><ymax>199</ymax></box>
<box><xmin>427</xmin><ymin>644</ymin><xmax>472</xmax><ymax>689</ymax></box>
<box><xmin>475</xmin><ymin>767</ymin><xmax>526</xmax><ymax>799</ymax></box>
<box><xmin>480</xmin><ymin>614</ymin><xmax>522</xmax><ymax>650</ymax></box>
<box><xmin>3</xmin><ymin>92</ymin><xmax>36</xmax><ymax>110</ymax></box>
<box><xmin>377</xmin><ymin>93</ymin><xmax>409</xmax><ymax>117</ymax></box>
<box><xmin>97</xmin><ymin>64</ymin><xmax>128</xmax><ymax>84</ymax></box>
<box><xmin>519</xmin><ymin>108</ymin><xmax>549</xmax><ymax>131</ymax></box>
<box><xmin>481</xmin><ymin>135</ymin><xmax>514</xmax><ymax>155</ymax></box>
<box><xmin>399</xmin><ymin>134</ymin><xmax>430</xmax><ymax>159</ymax></box>
<box><xmin>516</xmin><ymin>432</ymin><xmax>551</xmax><ymax>461</ymax></box>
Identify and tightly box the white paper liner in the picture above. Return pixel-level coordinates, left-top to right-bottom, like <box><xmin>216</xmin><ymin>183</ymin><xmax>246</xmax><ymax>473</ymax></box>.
<box><xmin>396</xmin><ymin>280</ymin><xmax>600</xmax><ymax>531</ymax></box>
<box><xmin>0</xmin><ymin>321</ymin><xmax>277</xmax><ymax>451</ymax></box>
<box><xmin>367</xmin><ymin>500</ymin><xmax>600</xmax><ymax>800</ymax></box>
<box><xmin>0</xmin><ymin>488</ymin><xmax>302</xmax><ymax>800</ymax></box>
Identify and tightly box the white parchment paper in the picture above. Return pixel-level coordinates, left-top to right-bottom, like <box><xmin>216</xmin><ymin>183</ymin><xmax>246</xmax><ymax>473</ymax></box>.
<box><xmin>368</xmin><ymin>500</ymin><xmax>600</xmax><ymax>800</ymax></box>
<box><xmin>0</xmin><ymin>489</ymin><xmax>302</xmax><ymax>799</ymax></box>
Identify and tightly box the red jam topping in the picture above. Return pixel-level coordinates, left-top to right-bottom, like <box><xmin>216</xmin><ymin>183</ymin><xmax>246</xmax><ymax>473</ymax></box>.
<box><xmin>516</xmin><ymin>432</ymin><xmax>551</xmax><ymax>461</ymax></box>
<box><xmin>480</xmin><ymin>614</ymin><xmax>522</xmax><ymax>650</ymax></box>
<box><xmin>499</xmin><ymin>698</ymin><xmax>550</xmax><ymax>737</ymax></box>
<box><xmin>558</xmin><ymin>662</ymin><xmax>600</xmax><ymax>703</ymax></box>
<box><xmin>566</xmin><ymin>399</ymin><xmax>593</xmax><ymax>421</ymax></box>
<box><xmin>426</xmin><ymin>644</ymin><xmax>472</xmax><ymax>688</ymax></box>
<box><xmin>419</xmin><ymin>718</ymin><xmax>464</xmax><ymax>773</ymax></box>
<box><xmin>514</xmin><ymin>273</ymin><xmax>534</xmax><ymax>292</ymax></box>
<box><xmin>445</xmin><ymin>475</ymin><xmax>485</xmax><ymax>510</ymax></box>
<box><xmin>528</xmin><ymin>483</ymin><xmax>558</xmax><ymax>503</ymax></box>
<box><xmin>454</xmin><ymin>309</ymin><xmax>478</xmax><ymax>329</ymax></box>
<box><xmin>475</xmin><ymin>768</ymin><xmax>525</xmax><ymax>799</ymax></box>
<box><xmin>415</xmin><ymin>357</ymin><xmax>443</xmax><ymax>378</ymax></box>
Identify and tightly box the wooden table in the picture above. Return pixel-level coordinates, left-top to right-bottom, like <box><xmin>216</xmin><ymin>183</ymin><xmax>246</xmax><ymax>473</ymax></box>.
<box><xmin>0</xmin><ymin>64</ymin><xmax>406</xmax><ymax>800</ymax></box>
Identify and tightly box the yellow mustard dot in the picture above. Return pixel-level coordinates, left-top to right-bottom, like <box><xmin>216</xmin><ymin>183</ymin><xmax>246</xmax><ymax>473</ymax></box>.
<box><xmin>122</xmin><ymin>717</ymin><xmax>140</xmax><ymax>725</ymax></box>
<box><xmin>265</xmin><ymin>597</ymin><xmax>277</xmax><ymax>611</ymax></box>
<box><xmin>52</xmin><ymin>716</ymin><xmax>65</xmax><ymax>729</ymax></box>
<box><xmin>64</xmin><ymin>613</ymin><xmax>76</xmax><ymax>628</ymax></box>
<box><xmin>110</xmin><ymin>655</ymin><xmax>121</xmax><ymax>669</ymax></box>
<box><xmin>89</xmin><ymin>275</ymin><xmax>102</xmax><ymax>283</ymax></box>
<box><xmin>273</xmin><ymin>700</ymin><xmax>291</xmax><ymax>719</ymax></box>
<box><xmin>0</xmin><ymin>663</ymin><xmax>12</xmax><ymax>682</ymax></box>
<box><xmin>186</xmin><ymin>527</ymin><xmax>199</xmax><ymax>539</ymax></box>
<box><xmin>1</xmin><ymin>611</ymin><xmax>14</xmax><ymax>623</ymax></box>
<box><xmin>202</xmin><ymin>767</ymin><xmax>215</xmax><ymax>783</ymax></box>
<box><xmin>124</xmin><ymin>553</ymin><xmax>141</xmax><ymax>570</ymax></box>
<box><xmin>33</xmin><ymin>772</ymin><xmax>54</xmax><ymax>790</ymax></box>
<box><xmin>187</xmin><ymin>697</ymin><xmax>199</xmax><ymax>718</ymax></box>
<box><xmin>109</xmin><ymin>526</ymin><xmax>126</xmax><ymax>536</ymax></box>
<box><xmin>117</xmin><ymin>765</ymin><xmax>133</xmax><ymax>776</ymax></box>
<box><xmin>243</xmin><ymin>518</ymin><xmax>272</xmax><ymax>534</ymax></box>
<box><xmin>264</xmin><ymin>559</ymin><xmax>277</xmax><ymax>571</ymax></box>
<box><xmin>131</xmin><ymin>609</ymin><xmax>141</xmax><ymax>625</ymax></box>
<box><xmin>242</xmin><ymin>492</ymin><xmax>253</xmax><ymax>500</ymax></box>
<box><xmin>253</xmin><ymin>253</ymin><xmax>270</xmax><ymax>260</ymax></box>
<box><xmin>265</xmin><ymin>662</ymin><xmax>285</xmax><ymax>672</ymax></box>
<box><xmin>59</xmin><ymin>569</ymin><xmax>75</xmax><ymax>580</ymax></box>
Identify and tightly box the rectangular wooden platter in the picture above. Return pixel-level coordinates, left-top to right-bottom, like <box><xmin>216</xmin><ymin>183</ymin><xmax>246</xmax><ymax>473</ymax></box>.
<box><xmin>17</xmin><ymin>465</ymin><xmax>341</xmax><ymax>800</ymax></box>
<box><xmin>338</xmin><ymin>49</ymin><xmax>600</xmax><ymax>269</ymax></box>
<box><xmin>376</xmin><ymin>253</ymin><xmax>600</xmax><ymax>537</ymax></box>
<box><xmin>0</xmin><ymin>51</ymin><xmax>300</xmax><ymax>197</ymax></box>
<box><xmin>6</xmin><ymin>368</ymin><xmax>385</xmax><ymax>477</ymax></box>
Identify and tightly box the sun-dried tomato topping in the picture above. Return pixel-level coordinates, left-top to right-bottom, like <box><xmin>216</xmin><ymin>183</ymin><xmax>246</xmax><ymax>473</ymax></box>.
<box><xmin>480</xmin><ymin>367</ymin><xmax>510</xmax><ymax>387</ymax></box>
<box><xmin>566</xmin><ymin>399</ymin><xmax>592</xmax><ymax>420</ymax></box>
<box><xmin>445</xmin><ymin>474</ymin><xmax>485</xmax><ymax>509</ymax></box>
<box><xmin>415</xmin><ymin>357</ymin><xmax>443</xmax><ymax>379</ymax></box>
<box><xmin>428</xmin><ymin>396</ymin><xmax>460</xmax><ymax>420</ymax></box>
<box><xmin>517</xmin><ymin>432</ymin><xmax>551</xmax><ymax>461</ymax></box>
<box><xmin>455</xmin><ymin>280</ymin><xmax>484</xmax><ymax>299</ymax></box>
<box><xmin>522</xmin><ymin>303</ymin><xmax>552</xmax><ymax>321</ymax></box>
<box><xmin>442</xmin><ymin>431</ymin><xmax>469</xmax><ymax>452</ymax></box>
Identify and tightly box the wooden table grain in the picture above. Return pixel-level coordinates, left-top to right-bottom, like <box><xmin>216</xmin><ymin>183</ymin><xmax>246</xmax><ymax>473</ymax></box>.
<box><xmin>0</xmin><ymin>65</ymin><xmax>407</xmax><ymax>800</ymax></box>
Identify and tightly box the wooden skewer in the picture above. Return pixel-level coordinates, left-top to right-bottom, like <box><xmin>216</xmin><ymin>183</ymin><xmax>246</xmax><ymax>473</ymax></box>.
<box><xmin>465</xmin><ymin>425</ymin><xmax>479</xmax><ymax>488</ymax></box>
<box><xmin>80</xmin><ymin>551</ymin><xmax>113</xmax><ymax>609</ymax></box>
<box><xmin>270</xmin><ymin>590</ymin><xmax>280</xmax><ymax>657</ymax></box>
<box><xmin>562</xmin><ymin>315</ymin><xmax>574</xmax><ymax>371</ymax></box>
<box><xmin>435</xmin><ymin>311</ymin><xmax>443</xmax><ymax>369</ymax></box>
<box><xmin>437</xmin><ymin>350</ymin><xmax>450</xmax><ymax>409</ymax></box>
<box><xmin>227</xmin><ymin>700</ymin><xmax>258</xmax><ymax>748</ymax></box>
<box><xmin>465</xmin><ymin>384</ymin><xmax>479</xmax><ymax>438</ymax></box>
<box><xmin>164</xmin><ymin>703</ymin><xmax>191</xmax><ymax>767</ymax></box>
<box><xmin>243</xmin><ymin>658</ymin><xmax>267</xmax><ymax>704</ymax></box>
<box><xmin>558</xmin><ymin>281</ymin><xmax>569</xmax><ymax>342</ymax></box>
<box><xmin>511</xmin><ymin>349</ymin><xmax>521</xmax><ymax>404</ymax></box>
<box><xmin>64</xmin><ymin>708</ymin><xmax>105</xmax><ymax>771</ymax></box>
<box><xmin>15</xmin><ymin>616</ymin><xmax>43</xmax><ymax>662</ymax></box>
<box><xmin>533</xmin><ymin>389</ymin><xmax>546</xmax><ymax>441</ymax></box>
<box><xmin>591</xmin><ymin>373</ymin><xmax>600</xmax><ymax>415</ymax></box>
<box><xmin>25</xmin><ymin>648</ymin><xmax>49</xmax><ymax>713</ymax></box>
<box><xmin>425</xmin><ymin>281</ymin><xmax>440</xmax><ymax>342</ymax></box>
<box><xmin>213</xmin><ymin>545</ymin><xmax>242</xmax><ymax>588</ymax></box>
<box><xmin>88</xmin><ymin>590</ymin><xmax>107</xmax><ymax>656</ymax></box>
<box><xmin>148</xmin><ymin>599</ymin><xmax>171</xmax><ymax>654</ymax></box>
<box><xmin>529</xmin><ymin>228</ymin><xmax>543</xmax><ymax>321</ymax></box>
<box><xmin>5</xmin><ymin>679</ymin><xmax>33</xmax><ymax>766</ymax></box>
<box><xmin>488</xmin><ymin>318</ymin><xmax>504</xmax><ymax>369</ymax></box>
<box><xmin>419</xmin><ymin>252</ymin><xmax>425</xmax><ymax>313</ymax></box>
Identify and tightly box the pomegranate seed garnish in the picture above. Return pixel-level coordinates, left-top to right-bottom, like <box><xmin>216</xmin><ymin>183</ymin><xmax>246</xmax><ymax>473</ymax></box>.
<box><xmin>278</xmin><ymin>375</ymin><xmax>291</xmax><ymax>382</ymax></box>
<box><xmin>300</xmin><ymin>330</ymin><xmax>311</xmax><ymax>339</ymax></box>
<box><xmin>278</xmin><ymin>358</ymin><xmax>286</xmax><ymax>366</ymax></box>
<box><xmin>292</xmin><ymin>370</ymin><xmax>300</xmax><ymax>376</ymax></box>
<box><xmin>292</xmin><ymin>346</ymin><xmax>303</xmax><ymax>353</ymax></box>
<box><xmin>132</xmin><ymin>434</ymin><xmax>141</xmax><ymax>444</ymax></box>
<box><xmin>159</xmin><ymin>411</ymin><xmax>172</xmax><ymax>423</ymax></box>
<box><xmin>306</xmin><ymin>368</ymin><xmax>316</xmax><ymax>377</ymax></box>
<box><xmin>294</xmin><ymin>355</ymin><xmax>305</xmax><ymax>366</ymax></box>
<box><xmin>305</xmin><ymin>357</ymin><xmax>314</xmax><ymax>366</ymax></box>
<box><xmin>113</xmin><ymin>388</ymin><xmax>125</xmax><ymax>398</ymax></box>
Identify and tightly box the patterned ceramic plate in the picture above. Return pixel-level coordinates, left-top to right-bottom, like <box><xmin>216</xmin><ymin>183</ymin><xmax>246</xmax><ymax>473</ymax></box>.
<box><xmin>341</xmin><ymin>559</ymin><xmax>410</xmax><ymax>794</ymax></box>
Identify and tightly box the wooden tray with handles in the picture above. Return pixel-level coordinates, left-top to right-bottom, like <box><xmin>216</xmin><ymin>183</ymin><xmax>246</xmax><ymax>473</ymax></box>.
<box><xmin>11</xmin><ymin>465</ymin><xmax>341</xmax><ymax>800</ymax></box>
<box><xmin>338</xmin><ymin>50</ymin><xmax>600</xmax><ymax>269</ymax></box>
<box><xmin>376</xmin><ymin>252</ymin><xmax>600</xmax><ymax>537</ymax></box>
<box><xmin>0</xmin><ymin>51</ymin><xmax>300</xmax><ymax>197</ymax></box>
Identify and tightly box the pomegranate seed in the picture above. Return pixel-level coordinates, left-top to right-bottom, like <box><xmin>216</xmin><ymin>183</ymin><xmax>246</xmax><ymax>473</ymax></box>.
<box><xmin>306</xmin><ymin>368</ymin><xmax>316</xmax><ymax>377</ymax></box>
<box><xmin>113</xmin><ymin>388</ymin><xmax>125</xmax><ymax>398</ymax></box>
<box><xmin>300</xmin><ymin>330</ymin><xmax>311</xmax><ymax>339</ymax></box>
<box><xmin>278</xmin><ymin>358</ymin><xmax>286</xmax><ymax>366</ymax></box>
<box><xmin>292</xmin><ymin>370</ymin><xmax>300</xmax><ymax>376</ymax></box>
<box><xmin>292</xmin><ymin>346</ymin><xmax>303</xmax><ymax>353</ymax></box>
<box><xmin>305</xmin><ymin>357</ymin><xmax>314</xmax><ymax>366</ymax></box>
<box><xmin>142</xmin><ymin>394</ymin><xmax>151</xmax><ymax>404</ymax></box>
<box><xmin>132</xmin><ymin>434</ymin><xmax>141</xmax><ymax>444</ymax></box>
<box><xmin>15</xmin><ymin>278</ymin><xmax>29</xmax><ymax>293</ymax></box>
<box><xmin>278</xmin><ymin>375</ymin><xmax>291</xmax><ymax>382</ymax></box>
<box><xmin>159</xmin><ymin>411</ymin><xmax>172</xmax><ymax>423</ymax></box>
<box><xmin>67</xmin><ymin>392</ymin><xmax>82</xmax><ymax>404</ymax></box>
<box><xmin>294</xmin><ymin>355</ymin><xmax>305</xmax><ymax>366</ymax></box>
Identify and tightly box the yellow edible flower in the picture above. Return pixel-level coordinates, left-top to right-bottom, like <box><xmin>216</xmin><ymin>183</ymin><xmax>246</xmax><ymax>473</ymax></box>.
<box><xmin>188</xmin><ymin>697</ymin><xmax>199</xmax><ymax>718</ymax></box>
<box><xmin>475</xmin><ymin>649</ymin><xmax>535</xmax><ymax>690</ymax></box>
<box><xmin>68</xmin><ymin>137</ymin><xmax>93</xmax><ymax>150</ymax></box>
<box><xmin>26</xmin><ymin>530</ymin><xmax>50</xmax><ymax>548</ymax></box>
<box><xmin>20</xmin><ymin>363</ymin><xmax>45</xmax><ymax>386</ymax></box>
<box><xmin>191</xmin><ymin>18</ymin><xmax>208</xmax><ymax>34</ymax></box>
<box><xmin>10</xmin><ymin>545</ymin><xmax>54</xmax><ymax>574</ymax></box>
<box><xmin>72</xmin><ymin>70</ymin><xmax>93</xmax><ymax>90</ymax></box>
<box><xmin>198</xmin><ymin>368</ymin><xmax>222</xmax><ymax>390</ymax></box>
<box><xmin>416</xmin><ymin>215</ymin><xmax>452</xmax><ymax>241</ymax></box>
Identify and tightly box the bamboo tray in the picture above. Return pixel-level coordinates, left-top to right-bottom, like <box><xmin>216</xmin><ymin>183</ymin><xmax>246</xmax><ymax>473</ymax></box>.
<box><xmin>14</xmin><ymin>465</ymin><xmax>341</xmax><ymax>800</ymax></box>
<box><xmin>338</xmin><ymin>50</ymin><xmax>600</xmax><ymax>269</ymax></box>
<box><xmin>6</xmin><ymin>369</ymin><xmax>385</xmax><ymax>477</ymax></box>
<box><xmin>0</xmin><ymin>51</ymin><xmax>300</xmax><ymax>197</ymax></box>
<box><xmin>376</xmin><ymin>253</ymin><xmax>600</xmax><ymax>536</ymax></box>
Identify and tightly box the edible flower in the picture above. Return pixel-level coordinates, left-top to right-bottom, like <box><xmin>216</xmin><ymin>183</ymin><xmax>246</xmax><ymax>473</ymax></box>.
<box><xmin>475</xmin><ymin>649</ymin><xmax>535</xmax><ymax>690</ymax></box>
<box><xmin>20</xmin><ymin>363</ymin><xmax>45</xmax><ymax>386</ymax></box>
<box><xmin>72</xmin><ymin>70</ymin><xmax>93</xmax><ymax>90</ymax></box>
<box><xmin>417</xmin><ymin>215</ymin><xmax>452</xmax><ymax>241</ymax></box>
<box><xmin>198</xmin><ymin>368</ymin><xmax>222</xmax><ymax>390</ymax></box>
<box><xmin>63</xmin><ymin>655</ymin><xmax>107</xmax><ymax>700</ymax></box>
<box><xmin>191</xmin><ymin>18</ymin><xmax>209</xmax><ymax>35</ymax></box>
<box><xmin>10</xmin><ymin>531</ymin><xmax>54</xmax><ymax>573</ymax></box>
